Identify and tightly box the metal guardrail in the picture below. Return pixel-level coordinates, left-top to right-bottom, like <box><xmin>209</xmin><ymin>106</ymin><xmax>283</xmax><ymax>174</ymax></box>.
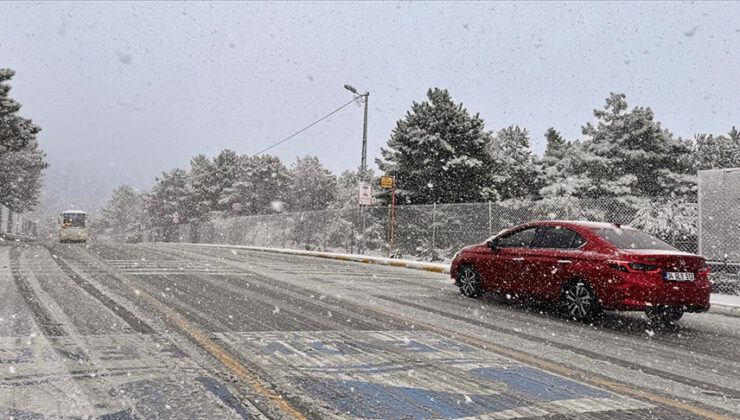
<box><xmin>0</xmin><ymin>202</ymin><xmax>38</xmax><ymax>241</ymax></box>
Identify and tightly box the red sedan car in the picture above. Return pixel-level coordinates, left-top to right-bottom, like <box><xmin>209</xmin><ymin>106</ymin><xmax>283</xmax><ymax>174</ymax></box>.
<box><xmin>451</xmin><ymin>221</ymin><xmax>711</xmax><ymax>324</ymax></box>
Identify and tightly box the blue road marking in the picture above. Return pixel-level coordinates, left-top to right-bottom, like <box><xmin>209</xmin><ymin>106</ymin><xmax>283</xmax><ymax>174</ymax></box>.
<box><xmin>311</xmin><ymin>340</ymin><xmax>344</xmax><ymax>354</ymax></box>
<box><xmin>394</xmin><ymin>339</ymin><xmax>437</xmax><ymax>353</ymax></box>
<box><xmin>196</xmin><ymin>376</ymin><xmax>255</xmax><ymax>419</ymax></box>
<box><xmin>298</xmin><ymin>378</ymin><xmax>530</xmax><ymax>419</ymax></box>
<box><xmin>473</xmin><ymin>366</ymin><xmax>611</xmax><ymax>401</ymax></box>
<box><xmin>0</xmin><ymin>348</ymin><xmax>33</xmax><ymax>364</ymax></box>
<box><xmin>260</xmin><ymin>341</ymin><xmax>295</xmax><ymax>355</ymax></box>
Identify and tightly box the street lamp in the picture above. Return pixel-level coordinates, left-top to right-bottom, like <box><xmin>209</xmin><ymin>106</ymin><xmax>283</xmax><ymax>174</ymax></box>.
<box><xmin>345</xmin><ymin>84</ymin><xmax>370</xmax><ymax>254</ymax></box>
<box><xmin>344</xmin><ymin>84</ymin><xmax>369</xmax><ymax>179</ymax></box>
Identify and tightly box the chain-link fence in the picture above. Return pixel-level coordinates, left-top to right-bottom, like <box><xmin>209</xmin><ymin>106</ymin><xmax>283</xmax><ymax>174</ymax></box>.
<box><xmin>0</xmin><ymin>202</ymin><xmax>38</xmax><ymax>241</ymax></box>
<box><xmin>699</xmin><ymin>169</ymin><xmax>740</xmax><ymax>262</ymax></box>
<box><xmin>154</xmin><ymin>196</ymin><xmax>740</xmax><ymax>295</ymax></box>
<box><xmin>165</xmin><ymin>197</ymin><xmax>697</xmax><ymax>256</ymax></box>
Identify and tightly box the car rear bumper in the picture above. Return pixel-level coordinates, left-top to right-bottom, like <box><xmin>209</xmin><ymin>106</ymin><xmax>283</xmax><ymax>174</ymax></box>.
<box><xmin>600</xmin><ymin>281</ymin><xmax>711</xmax><ymax>312</ymax></box>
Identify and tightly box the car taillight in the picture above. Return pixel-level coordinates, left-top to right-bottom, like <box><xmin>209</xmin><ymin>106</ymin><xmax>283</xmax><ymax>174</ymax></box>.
<box><xmin>697</xmin><ymin>263</ymin><xmax>711</xmax><ymax>274</ymax></box>
<box><xmin>607</xmin><ymin>260</ymin><xmax>661</xmax><ymax>273</ymax></box>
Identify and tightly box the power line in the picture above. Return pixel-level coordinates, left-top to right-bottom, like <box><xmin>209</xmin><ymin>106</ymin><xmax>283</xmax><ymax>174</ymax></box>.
<box><xmin>254</xmin><ymin>96</ymin><xmax>361</xmax><ymax>156</ymax></box>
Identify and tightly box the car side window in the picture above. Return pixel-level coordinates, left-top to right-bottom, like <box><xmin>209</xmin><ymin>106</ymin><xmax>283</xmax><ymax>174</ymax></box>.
<box><xmin>497</xmin><ymin>227</ymin><xmax>536</xmax><ymax>248</ymax></box>
<box><xmin>531</xmin><ymin>226</ymin><xmax>586</xmax><ymax>249</ymax></box>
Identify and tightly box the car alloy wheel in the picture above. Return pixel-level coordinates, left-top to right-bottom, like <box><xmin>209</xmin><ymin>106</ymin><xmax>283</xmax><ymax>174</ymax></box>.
<box><xmin>458</xmin><ymin>266</ymin><xmax>480</xmax><ymax>298</ymax></box>
<box><xmin>563</xmin><ymin>281</ymin><xmax>596</xmax><ymax>322</ymax></box>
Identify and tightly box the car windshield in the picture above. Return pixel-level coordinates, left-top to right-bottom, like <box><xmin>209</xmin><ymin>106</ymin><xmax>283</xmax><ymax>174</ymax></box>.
<box><xmin>593</xmin><ymin>227</ymin><xmax>678</xmax><ymax>251</ymax></box>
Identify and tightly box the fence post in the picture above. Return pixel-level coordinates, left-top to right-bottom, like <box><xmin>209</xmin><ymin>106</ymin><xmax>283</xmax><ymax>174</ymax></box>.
<box><xmin>697</xmin><ymin>188</ymin><xmax>703</xmax><ymax>256</ymax></box>
<box><xmin>431</xmin><ymin>203</ymin><xmax>437</xmax><ymax>257</ymax></box>
<box><xmin>488</xmin><ymin>201</ymin><xmax>492</xmax><ymax>237</ymax></box>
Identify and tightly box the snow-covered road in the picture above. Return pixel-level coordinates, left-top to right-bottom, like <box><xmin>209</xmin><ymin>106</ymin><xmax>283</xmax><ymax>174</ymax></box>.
<box><xmin>1</xmin><ymin>241</ymin><xmax>738</xmax><ymax>419</ymax></box>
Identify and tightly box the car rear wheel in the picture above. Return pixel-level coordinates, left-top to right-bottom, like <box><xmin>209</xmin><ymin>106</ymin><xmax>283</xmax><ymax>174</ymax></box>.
<box><xmin>562</xmin><ymin>280</ymin><xmax>599</xmax><ymax>322</ymax></box>
<box><xmin>645</xmin><ymin>306</ymin><xmax>683</xmax><ymax>325</ymax></box>
<box><xmin>458</xmin><ymin>265</ymin><xmax>481</xmax><ymax>298</ymax></box>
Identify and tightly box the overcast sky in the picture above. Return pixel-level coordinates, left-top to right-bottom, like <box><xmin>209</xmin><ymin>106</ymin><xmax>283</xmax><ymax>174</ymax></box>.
<box><xmin>1</xmin><ymin>1</ymin><xmax>739</xmax><ymax>212</ymax></box>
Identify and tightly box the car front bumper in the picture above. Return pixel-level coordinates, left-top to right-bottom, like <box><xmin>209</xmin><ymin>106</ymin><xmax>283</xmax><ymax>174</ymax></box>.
<box><xmin>60</xmin><ymin>230</ymin><xmax>88</xmax><ymax>242</ymax></box>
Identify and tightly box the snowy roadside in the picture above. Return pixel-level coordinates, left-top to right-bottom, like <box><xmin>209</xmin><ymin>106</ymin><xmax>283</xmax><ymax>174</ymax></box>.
<box><xmin>172</xmin><ymin>242</ymin><xmax>451</xmax><ymax>274</ymax></box>
<box><xmin>171</xmin><ymin>242</ymin><xmax>740</xmax><ymax>317</ymax></box>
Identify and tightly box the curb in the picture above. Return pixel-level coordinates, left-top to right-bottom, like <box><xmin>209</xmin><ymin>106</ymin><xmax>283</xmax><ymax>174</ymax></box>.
<box><xmin>709</xmin><ymin>301</ymin><xmax>740</xmax><ymax>318</ymax></box>
<box><xmin>172</xmin><ymin>243</ymin><xmax>451</xmax><ymax>275</ymax></box>
<box><xmin>169</xmin><ymin>242</ymin><xmax>740</xmax><ymax>316</ymax></box>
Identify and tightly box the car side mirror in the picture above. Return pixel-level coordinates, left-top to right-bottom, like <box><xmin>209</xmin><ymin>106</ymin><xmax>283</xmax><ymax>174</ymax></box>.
<box><xmin>487</xmin><ymin>239</ymin><xmax>500</xmax><ymax>251</ymax></box>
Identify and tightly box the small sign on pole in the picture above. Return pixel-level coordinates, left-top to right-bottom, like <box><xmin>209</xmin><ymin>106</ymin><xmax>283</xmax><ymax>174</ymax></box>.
<box><xmin>358</xmin><ymin>182</ymin><xmax>373</xmax><ymax>205</ymax></box>
<box><xmin>380</xmin><ymin>176</ymin><xmax>394</xmax><ymax>189</ymax></box>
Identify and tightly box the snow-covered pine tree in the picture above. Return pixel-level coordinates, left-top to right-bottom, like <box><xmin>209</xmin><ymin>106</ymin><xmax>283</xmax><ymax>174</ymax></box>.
<box><xmin>188</xmin><ymin>154</ymin><xmax>219</xmax><ymax>220</ymax></box>
<box><xmin>100</xmin><ymin>185</ymin><xmax>146</xmax><ymax>235</ymax></box>
<box><xmin>538</xmin><ymin>129</ymin><xmax>592</xmax><ymax>198</ymax></box>
<box><xmin>543</xmin><ymin>127</ymin><xmax>568</xmax><ymax>160</ymax></box>
<box><xmin>241</xmin><ymin>154</ymin><xmax>290</xmax><ymax>214</ymax></box>
<box><xmin>574</xmin><ymin>93</ymin><xmax>695</xmax><ymax>199</ymax></box>
<box><xmin>146</xmin><ymin>168</ymin><xmax>192</xmax><ymax>228</ymax></box>
<box><xmin>213</xmin><ymin>149</ymin><xmax>240</xmax><ymax>212</ymax></box>
<box><xmin>376</xmin><ymin>88</ymin><xmax>499</xmax><ymax>205</ymax></box>
<box><xmin>489</xmin><ymin>125</ymin><xmax>542</xmax><ymax>200</ymax></box>
<box><xmin>0</xmin><ymin>68</ymin><xmax>48</xmax><ymax>211</ymax></box>
<box><xmin>287</xmin><ymin>156</ymin><xmax>336</xmax><ymax>212</ymax></box>
<box><xmin>695</xmin><ymin>126</ymin><xmax>740</xmax><ymax>170</ymax></box>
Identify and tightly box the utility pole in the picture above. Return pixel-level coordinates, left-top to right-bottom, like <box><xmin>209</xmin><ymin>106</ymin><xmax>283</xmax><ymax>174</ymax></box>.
<box><xmin>345</xmin><ymin>84</ymin><xmax>370</xmax><ymax>254</ymax></box>
<box><xmin>344</xmin><ymin>84</ymin><xmax>369</xmax><ymax>176</ymax></box>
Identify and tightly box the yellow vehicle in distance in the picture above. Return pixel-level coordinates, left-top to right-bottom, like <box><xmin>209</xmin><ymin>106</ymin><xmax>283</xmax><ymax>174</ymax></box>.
<box><xmin>59</xmin><ymin>210</ymin><xmax>88</xmax><ymax>243</ymax></box>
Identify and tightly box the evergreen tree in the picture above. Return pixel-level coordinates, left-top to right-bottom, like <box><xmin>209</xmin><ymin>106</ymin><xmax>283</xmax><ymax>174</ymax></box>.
<box><xmin>213</xmin><ymin>149</ymin><xmax>240</xmax><ymax>212</ymax></box>
<box><xmin>572</xmin><ymin>93</ymin><xmax>695</xmax><ymax>198</ymax></box>
<box><xmin>220</xmin><ymin>154</ymin><xmax>290</xmax><ymax>215</ymax></box>
<box><xmin>0</xmin><ymin>69</ymin><xmax>48</xmax><ymax>211</ymax></box>
<box><xmin>489</xmin><ymin>125</ymin><xmax>542</xmax><ymax>200</ymax></box>
<box><xmin>538</xmin><ymin>129</ymin><xmax>588</xmax><ymax>197</ymax></box>
<box><xmin>543</xmin><ymin>127</ymin><xmax>568</xmax><ymax>160</ymax></box>
<box><xmin>188</xmin><ymin>154</ymin><xmax>219</xmax><ymax>220</ymax></box>
<box><xmin>100</xmin><ymin>185</ymin><xmax>146</xmax><ymax>234</ymax></box>
<box><xmin>146</xmin><ymin>169</ymin><xmax>192</xmax><ymax>228</ymax></box>
<box><xmin>376</xmin><ymin>88</ymin><xmax>498</xmax><ymax>205</ymax></box>
<box><xmin>695</xmin><ymin>126</ymin><xmax>740</xmax><ymax>170</ymax></box>
<box><xmin>287</xmin><ymin>155</ymin><xmax>336</xmax><ymax>211</ymax></box>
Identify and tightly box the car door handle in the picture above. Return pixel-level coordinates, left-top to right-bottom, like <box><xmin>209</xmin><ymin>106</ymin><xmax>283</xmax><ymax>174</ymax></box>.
<box><xmin>512</xmin><ymin>257</ymin><xmax>525</xmax><ymax>261</ymax></box>
<box><xmin>557</xmin><ymin>260</ymin><xmax>572</xmax><ymax>264</ymax></box>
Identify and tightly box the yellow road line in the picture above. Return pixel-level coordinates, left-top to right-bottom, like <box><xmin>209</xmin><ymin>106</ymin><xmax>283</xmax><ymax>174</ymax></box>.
<box><xmin>136</xmin><ymin>290</ymin><xmax>308</xmax><ymax>419</ymax></box>
<box><xmin>64</xmin><ymin>251</ymin><xmax>308</xmax><ymax>420</ymax></box>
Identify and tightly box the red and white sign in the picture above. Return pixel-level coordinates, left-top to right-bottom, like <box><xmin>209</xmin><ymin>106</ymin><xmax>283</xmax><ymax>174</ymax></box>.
<box><xmin>358</xmin><ymin>182</ymin><xmax>373</xmax><ymax>205</ymax></box>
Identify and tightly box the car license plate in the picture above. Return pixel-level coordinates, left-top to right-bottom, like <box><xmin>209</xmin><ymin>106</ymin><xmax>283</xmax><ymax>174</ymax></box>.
<box><xmin>664</xmin><ymin>272</ymin><xmax>694</xmax><ymax>282</ymax></box>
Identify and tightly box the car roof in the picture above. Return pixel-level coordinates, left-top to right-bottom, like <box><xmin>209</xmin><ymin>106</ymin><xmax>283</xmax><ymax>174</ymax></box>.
<box><xmin>526</xmin><ymin>220</ymin><xmax>626</xmax><ymax>229</ymax></box>
<box><xmin>62</xmin><ymin>210</ymin><xmax>87</xmax><ymax>214</ymax></box>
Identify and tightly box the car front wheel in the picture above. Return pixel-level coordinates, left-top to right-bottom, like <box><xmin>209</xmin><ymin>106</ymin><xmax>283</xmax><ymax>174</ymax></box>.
<box><xmin>562</xmin><ymin>280</ymin><xmax>599</xmax><ymax>322</ymax></box>
<box><xmin>458</xmin><ymin>265</ymin><xmax>481</xmax><ymax>298</ymax></box>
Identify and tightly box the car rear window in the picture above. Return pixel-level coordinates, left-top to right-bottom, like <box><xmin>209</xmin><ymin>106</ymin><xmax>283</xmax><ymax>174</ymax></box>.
<box><xmin>593</xmin><ymin>227</ymin><xmax>677</xmax><ymax>251</ymax></box>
